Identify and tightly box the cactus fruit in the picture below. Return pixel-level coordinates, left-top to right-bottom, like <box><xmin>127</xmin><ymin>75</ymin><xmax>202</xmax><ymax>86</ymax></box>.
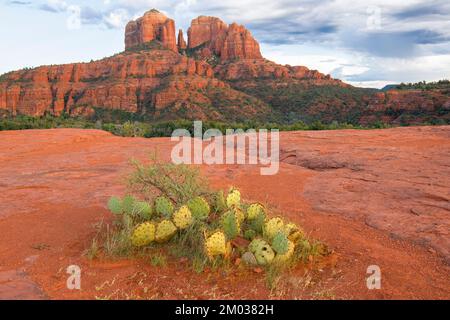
<box><xmin>263</xmin><ymin>217</ymin><xmax>285</xmax><ymax>240</ymax></box>
<box><xmin>155</xmin><ymin>220</ymin><xmax>177</xmax><ymax>243</ymax></box>
<box><xmin>273</xmin><ymin>240</ymin><xmax>295</xmax><ymax>264</ymax></box>
<box><xmin>226</xmin><ymin>188</ymin><xmax>241</xmax><ymax>208</ymax></box>
<box><xmin>205</xmin><ymin>231</ymin><xmax>227</xmax><ymax>258</ymax></box>
<box><xmin>271</xmin><ymin>231</ymin><xmax>290</xmax><ymax>255</ymax></box>
<box><xmin>133</xmin><ymin>201</ymin><xmax>153</xmax><ymax>220</ymax></box>
<box><xmin>122</xmin><ymin>195</ymin><xmax>136</xmax><ymax>215</ymax></box>
<box><xmin>247</xmin><ymin>203</ymin><xmax>265</xmax><ymax>220</ymax></box>
<box><xmin>130</xmin><ymin>222</ymin><xmax>156</xmax><ymax>247</ymax></box>
<box><xmin>154</xmin><ymin>196</ymin><xmax>174</xmax><ymax>218</ymax></box>
<box><xmin>173</xmin><ymin>206</ymin><xmax>193</xmax><ymax>230</ymax></box>
<box><xmin>187</xmin><ymin>197</ymin><xmax>210</xmax><ymax>220</ymax></box>
<box><xmin>221</xmin><ymin>210</ymin><xmax>240</xmax><ymax>239</ymax></box>
<box><xmin>108</xmin><ymin>196</ymin><xmax>122</xmax><ymax>215</ymax></box>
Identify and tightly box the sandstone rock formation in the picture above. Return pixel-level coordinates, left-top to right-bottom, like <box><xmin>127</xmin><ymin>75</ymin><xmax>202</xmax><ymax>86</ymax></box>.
<box><xmin>187</xmin><ymin>16</ymin><xmax>262</xmax><ymax>61</ymax></box>
<box><xmin>0</xmin><ymin>9</ymin><xmax>448</xmax><ymax>125</ymax></box>
<box><xmin>125</xmin><ymin>9</ymin><xmax>177</xmax><ymax>52</ymax></box>
<box><xmin>177</xmin><ymin>29</ymin><xmax>187</xmax><ymax>50</ymax></box>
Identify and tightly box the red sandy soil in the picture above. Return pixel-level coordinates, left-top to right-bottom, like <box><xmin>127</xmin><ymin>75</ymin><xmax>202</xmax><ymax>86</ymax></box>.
<box><xmin>0</xmin><ymin>127</ymin><xmax>449</xmax><ymax>300</ymax></box>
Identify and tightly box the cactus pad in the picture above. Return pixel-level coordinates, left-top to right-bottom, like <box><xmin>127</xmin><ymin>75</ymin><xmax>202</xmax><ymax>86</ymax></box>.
<box><xmin>205</xmin><ymin>231</ymin><xmax>227</xmax><ymax>258</ymax></box>
<box><xmin>130</xmin><ymin>222</ymin><xmax>156</xmax><ymax>247</ymax></box>
<box><xmin>107</xmin><ymin>196</ymin><xmax>122</xmax><ymax>215</ymax></box>
<box><xmin>247</xmin><ymin>203</ymin><xmax>265</xmax><ymax>220</ymax></box>
<box><xmin>133</xmin><ymin>201</ymin><xmax>153</xmax><ymax>220</ymax></box>
<box><xmin>221</xmin><ymin>210</ymin><xmax>240</xmax><ymax>240</ymax></box>
<box><xmin>263</xmin><ymin>217</ymin><xmax>285</xmax><ymax>240</ymax></box>
<box><xmin>154</xmin><ymin>196</ymin><xmax>174</xmax><ymax>218</ymax></box>
<box><xmin>122</xmin><ymin>195</ymin><xmax>136</xmax><ymax>216</ymax></box>
<box><xmin>155</xmin><ymin>220</ymin><xmax>177</xmax><ymax>243</ymax></box>
<box><xmin>273</xmin><ymin>240</ymin><xmax>295</xmax><ymax>264</ymax></box>
<box><xmin>173</xmin><ymin>206</ymin><xmax>193</xmax><ymax>230</ymax></box>
<box><xmin>226</xmin><ymin>188</ymin><xmax>241</xmax><ymax>208</ymax></box>
<box><xmin>271</xmin><ymin>231</ymin><xmax>289</xmax><ymax>255</ymax></box>
<box><xmin>187</xmin><ymin>197</ymin><xmax>210</xmax><ymax>220</ymax></box>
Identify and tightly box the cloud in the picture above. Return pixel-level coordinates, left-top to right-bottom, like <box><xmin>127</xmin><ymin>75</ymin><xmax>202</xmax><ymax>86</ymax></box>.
<box><xmin>39</xmin><ymin>0</ymin><xmax>68</xmax><ymax>13</ymax></box>
<box><xmin>8</xmin><ymin>0</ymin><xmax>31</xmax><ymax>5</ymax></box>
<box><xmin>6</xmin><ymin>0</ymin><xmax>450</xmax><ymax>87</ymax></box>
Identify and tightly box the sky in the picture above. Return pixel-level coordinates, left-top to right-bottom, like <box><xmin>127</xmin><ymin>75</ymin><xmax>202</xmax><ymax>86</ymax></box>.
<box><xmin>1</xmin><ymin>0</ymin><xmax>449</xmax><ymax>88</ymax></box>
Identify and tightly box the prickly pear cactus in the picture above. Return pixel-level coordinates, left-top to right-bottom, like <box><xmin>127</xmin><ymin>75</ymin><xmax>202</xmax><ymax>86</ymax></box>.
<box><xmin>271</xmin><ymin>231</ymin><xmax>289</xmax><ymax>255</ymax></box>
<box><xmin>221</xmin><ymin>210</ymin><xmax>240</xmax><ymax>240</ymax></box>
<box><xmin>244</xmin><ymin>229</ymin><xmax>257</xmax><ymax>241</ymax></box>
<box><xmin>263</xmin><ymin>217</ymin><xmax>285</xmax><ymax>240</ymax></box>
<box><xmin>205</xmin><ymin>231</ymin><xmax>227</xmax><ymax>259</ymax></box>
<box><xmin>252</xmin><ymin>242</ymin><xmax>275</xmax><ymax>265</ymax></box>
<box><xmin>187</xmin><ymin>197</ymin><xmax>210</xmax><ymax>220</ymax></box>
<box><xmin>213</xmin><ymin>190</ymin><xmax>227</xmax><ymax>213</ymax></box>
<box><xmin>122</xmin><ymin>195</ymin><xmax>136</xmax><ymax>216</ymax></box>
<box><xmin>154</xmin><ymin>196</ymin><xmax>174</xmax><ymax>218</ymax></box>
<box><xmin>133</xmin><ymin>201</ymin><xmax>153</xmax><ymax>220</ymax></box>
<box><xmin>247</xmin><ymin>203</ymin><xmax>265</xmax><ymax>220</ymax></box>
<box><xmin>130</xmin><ymin>222</ymin><xmax>156</xmax><ymax>247</ymax></box>
<box><xmin>173</xmin><ymin>206</ymin><xmax>193</xmax><ymax>230</ymax></box>
<box><xmin>273</xmin><ymin>240</ymin><xmax>295</xmax><ymax>264</ymax></box>
<box><xmin>249</xmin><ymin>238</ymin><xmax>268</xmax><ymax>254</ymax></box>
<box><xmin>155</xmin><ymin>220</ymin><xmax>177</xmax><ymax>243</ymax></box>
<box><xmin>107</xmin><ymin>196</ymin><xmax>122</xmax><ymax>215</ymax></box>
<box><xmin>226</xmin><ymin>188</ymin><xmax>241</xmax><ymax>208</ymax></box>
<box><xmin>234</xmin><ymin>207</ymin><xmax>245</xmax><ymax>225</ymax></box>
<box><xmin>249</xmin><ymin>210</ymin><xmax>266</xmax><ymax>234</ymax></box>
<box><xmin>288</xmin><ymin>231</ymin><xmax>304</xmax><ymax>243</ymax></box>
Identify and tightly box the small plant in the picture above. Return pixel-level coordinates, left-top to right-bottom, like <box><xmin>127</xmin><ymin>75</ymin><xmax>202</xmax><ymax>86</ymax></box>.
<box><xmin>150</xmin><ymin>252</ymin><xmax>167</xmax><ymax>267</ymax></box>
<box><xmin>99</xmin><ymin>157</ymin><xmax>329</xmax><ymax>288</ymax></box>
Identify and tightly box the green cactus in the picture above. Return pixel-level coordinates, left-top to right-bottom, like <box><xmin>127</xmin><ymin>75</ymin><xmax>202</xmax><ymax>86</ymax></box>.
<box><xmin>187</xmin><ymin>197</ymin><xmax>210</xmax><ymax>220</ymax></box>
<box><xmin>244</xmin><ymin>229</ymin><xmax>257</xmax><ymax>241</ymax></box>
<box><xmin>221</xmin><ymin>211</ymin><xmax>240</xmax><ymax>240</ymax></box>
<box><xmin>133</xmin><ymin>201</ymin><xmax>153</xmax><ymax>220</ymax></box>
<box><xmin>154</xmin><ymin>196</ymin><xmax>174</xmax><ymax>218</ymax></box>
<box><xmin>271</xmin><ymin>231</ymin><xmax>289</xmax><ymax>255</ymax></box>
<box><xmin>107</xmin><ymin>196</ymin><xmax>122</xmax><ymax>215</ymax></box>
<box><xmin>122</xmin><ymin>195</ymin><xmax>136</xmax><ymax>216</ymax></box>
<box><xmin>273</xmin><ymin>240</ymin><xmax>295</xmax><ymax>264</ymax></box>
<box><xmin>213</xmin><ymin>190</ymin><xmax>227</xmax><ymax>213</ymax></box>
<box><xmin>249</xmin><ymin>210</ymin><xmax>266</xmax><ymax>234</ymax></box>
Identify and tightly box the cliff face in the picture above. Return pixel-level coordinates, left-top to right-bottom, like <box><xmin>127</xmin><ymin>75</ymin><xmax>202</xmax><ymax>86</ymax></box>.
<box><xmin>125</xmin><ymin>9</ymin><xmax>177</xmax><ymax>52</ymax></box>
<box><xmin>187</xmin><ymin>16</ymin><xmax>262</xmax><ymax>61</ymax></box>
<box><xmin>0</xmin><ymin>9</ymin><xmax>448</xmax><ymax>125</ymax></box>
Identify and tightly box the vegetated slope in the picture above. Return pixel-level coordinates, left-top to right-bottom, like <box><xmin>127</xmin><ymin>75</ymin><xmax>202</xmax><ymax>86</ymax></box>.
<box><xmin>0</xmin><ymin>9</ymin><xmax>449</xmax><ymax>125</ymax></box>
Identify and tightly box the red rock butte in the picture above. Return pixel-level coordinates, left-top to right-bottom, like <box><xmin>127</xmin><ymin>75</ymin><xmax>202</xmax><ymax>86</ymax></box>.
<box><xmin>0</xmin><ymin>8</ymin><xmax>448</xmax><ymax>125</ymax></box>
<box><xmin>125</xmin><ymin>11</ymin><xmax>263</xmax><ymax>61</ymax></box>
<box><xmin>125</xmin><ymin>9</ymin><xmax>177</xmax><ymax>52</ymax></box>
<box><xmin>187</xmin><ymin>16</ymin><xmax>263</xmax><ymax>61</ymax></box>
